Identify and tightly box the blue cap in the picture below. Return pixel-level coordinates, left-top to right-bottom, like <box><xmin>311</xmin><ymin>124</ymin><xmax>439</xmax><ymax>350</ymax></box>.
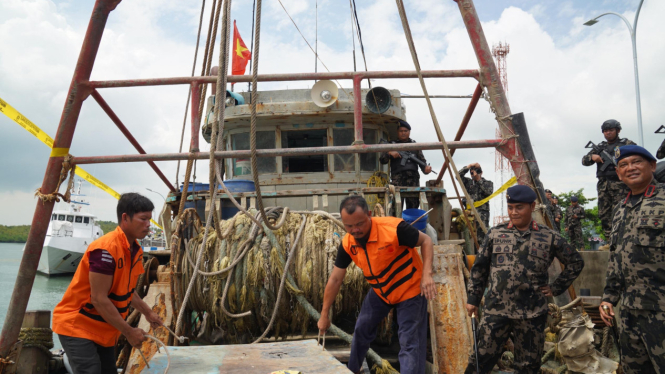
<box><xmin>615</xmin><ymin>145</ymin><xmax>656</xmax><ymax>162</ymax></box>
<box><xmin>571</xmin><ymin>196</ymin><xmax>578</xmax><ymax>202</ymax></box>
<box><xmin>506</xmin><ymin>185</ymin><xmax>537</xmax><ymax>203</ymax></box>
<box><xmin>398</xmin><ymin>120</ymin><xmax>411</xmax><ymax>130</ymax></box>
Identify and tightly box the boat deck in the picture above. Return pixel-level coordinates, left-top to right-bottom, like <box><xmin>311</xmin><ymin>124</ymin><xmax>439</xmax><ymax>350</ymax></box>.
<box><xmin>143</xmin><ymin>340</ymin><xmax>351</xmax><ymax>373</ymax></box>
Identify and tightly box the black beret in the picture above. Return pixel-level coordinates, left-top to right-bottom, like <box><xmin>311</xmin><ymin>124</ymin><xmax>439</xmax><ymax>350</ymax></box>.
<box><xmin>398</xmin><ymin>120</ymin><xmax>411</xmax><ymax>130</ymax></box>
<box><xmin>615</xmin><ymin>145</ymin><xmax>656</xmax><ymax>162</ymax></box>
<box><xmin>571</xmin><ymin>196</ymin><xmax>578</xmax><ymax>202</ymax></box>
<box><xmin>506</xmin><ymin>185</ymin><xmax>537</xmax><ymax>204</ymax></box>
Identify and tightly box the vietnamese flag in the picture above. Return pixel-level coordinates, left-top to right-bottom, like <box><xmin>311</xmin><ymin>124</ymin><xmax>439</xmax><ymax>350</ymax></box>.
<box><xmin>232</xmin><ymin>20</ymin><xmax>251</xmax><ymax>75</ymax></box>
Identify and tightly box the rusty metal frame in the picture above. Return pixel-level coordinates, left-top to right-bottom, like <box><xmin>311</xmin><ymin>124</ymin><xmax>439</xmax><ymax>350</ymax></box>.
<box><xmin>0</xmin><ymin>0</ymin><xmax>553</xmax><ymax>359</ymax></box>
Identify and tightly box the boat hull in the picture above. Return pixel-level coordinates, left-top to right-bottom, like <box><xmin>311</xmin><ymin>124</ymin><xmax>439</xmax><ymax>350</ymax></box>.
<box><xmin>37</xmin><ymin>237</ymin><xmax>90</xmax><ymax>275</ymax></box>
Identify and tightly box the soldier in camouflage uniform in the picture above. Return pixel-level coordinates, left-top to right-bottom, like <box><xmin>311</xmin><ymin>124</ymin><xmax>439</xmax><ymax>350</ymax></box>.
<box><xmin>380</xmin><ymin>120</ymin><xmax>432</xmax><ymax>210</ymax></box>
<box><xmin>599</xmin><ymin>145</ymin><xmax>665</xmax><ymax>373</ymax></box>
<box><xmin>565</xmin><ymin>196</ymin><xmax>585</xmax><ymax>250</ymax></box>
<box><xmin>582</xmin><ymin>119</ymin><xmax>635</xmax><ymax>238</ymax></box>
<box><xmin>465</xmin><ymin>185</ymin><xmax>584</xmax><ymax>374</ymax></box>
<box><xmin>459</xmin><ymin>163</ymin><xmax>493</xmax><ymax>246</ymax></box>
<box><xmin>657</xmin><ymin>138</ymin><xmax>665</xmax><ymax>159</ymax></box>
<box><xmin>551</xmin><ymin>196</ymin><xmax>563</xmax><ymax>232</ymax></box>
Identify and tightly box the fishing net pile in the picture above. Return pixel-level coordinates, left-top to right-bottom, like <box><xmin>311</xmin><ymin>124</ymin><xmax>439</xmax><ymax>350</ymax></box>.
<box><xmin>171</xmin><ymin>207</ymin><xmax>394</xmax><ymax>344</ymax></box>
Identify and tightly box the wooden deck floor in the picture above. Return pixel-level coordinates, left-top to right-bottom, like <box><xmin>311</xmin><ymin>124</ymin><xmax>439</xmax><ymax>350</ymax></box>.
<box><xmin>143</xmin><ymin>339</ymin><xmax>351</xmax><ymax>374</ymax></box>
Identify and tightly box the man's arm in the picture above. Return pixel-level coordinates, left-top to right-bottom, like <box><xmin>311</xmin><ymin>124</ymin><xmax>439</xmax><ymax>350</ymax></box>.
<box><xmin>657</xmin><ymin>139</ymin><xmax>665</xmax><ymax>160</ymax></box>
<box><xmin>379</xmin><ymin>151</ymin><xmax>391</xmax><ymax>164</ymax></box>
<box><xmin>416</xmin><ymin>231</ymin><xmax>436</xmax><ymax>300</ymax></box>
<box><xmin>317</xmin><ymin>266</ymin><xmax>347</xmax><ymax>333</ymax></box>
<box><xmin>130</xmin><ymin>291</ymin><xmax>164</xmax><ymax>330</ymax></box>
<box><xmin>466</xmin><ymin>229</ymin><xmax>493</xmax><ymax>313</ymax></box>
<box><xmin>550</xmin><ymin>234</ymin><xmax>585</xmax><ymax>296</ymax></box>
<box><xmin>479</xmin><ymin>179</ymin><xmax>494</xmax><ymax>199</ymax></box>
<box><xmin>581</xmin><ymin>146</ymin><xmax>600</xmax><ymax>166</ymax></box>
<box><xmin>89</xmin><ymin>273</ymin><xmax>146</xmax><ymax>347</ymax></box>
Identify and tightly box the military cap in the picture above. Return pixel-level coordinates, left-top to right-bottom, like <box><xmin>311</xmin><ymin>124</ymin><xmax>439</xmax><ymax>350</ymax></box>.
<box><xmin>398</xmin><ymin>120</ymin><xmax>411</xmax><ymax>130</ymax></box>
<box><xmin>544</xmin><ymin>189</ymin><xmax>552</xmax><ymax>193</ymax></box>
<box><xmin>506</xmin><ymin>185</ymin><xmax>537</xmax><ymax>203</ymax></box>
<box><xmin>552</xmin><ymin>195</ymin><xmax>558</xmax><ymax>200</ymax></box>
<box><xmin>571</xmin><ymin>196</ymin><xmax>578</xmax><ymax>202</ymax></box>
<box><xmin>615</xmin><ymin>145</ymin><xmax>656</xmax><ymax>162</ymax></box>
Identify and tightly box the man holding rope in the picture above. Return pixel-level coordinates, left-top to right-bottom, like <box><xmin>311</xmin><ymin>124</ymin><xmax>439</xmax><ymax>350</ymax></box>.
<box><xmin>53</xmin><ymin>193</ymin><xmax>163</xmax><ymax>374</ymax></box>
<box><xmin>318</xmin><ymin>196</ymin><xmax>436</xmax><ymax>374</ymax></box>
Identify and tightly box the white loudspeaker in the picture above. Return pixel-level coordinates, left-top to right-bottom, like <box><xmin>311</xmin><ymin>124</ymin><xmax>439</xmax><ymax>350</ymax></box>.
<box><xmin>311</xmin><ymin>80</ymin><xmax>339</xmax><ymax>107</ymax></box>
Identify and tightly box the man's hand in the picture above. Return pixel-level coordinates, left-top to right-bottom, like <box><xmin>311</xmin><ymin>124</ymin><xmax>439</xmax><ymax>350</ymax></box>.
<box><xmin>565</xmin><ymin>228</ymin><xmax>568</xmax><ymax>232</ymax></box>
<box><xmin>125</xmin><ymin>327</ymin><xmax>147</xmax><ymax>348</ymax></box>
<box><xmin>317</xmin><ymin>314</ymin><xmax>331</xmax><ymax>334</ymax></box>
<box><xmin>145</xmin><ymin>311</ymin><xmax>164</xmax><ymax>330</ymax></box>
<box><xmin>573</xmin><ymin>215</ymin><xmax>578</xmax><ymax>219</ymax></box>
<box><xmin>555</xmin><ymin>218</ymin><xmax>560</xmax><ymax>222</ymax></box>
<box><xmin>424</xmin><ymin>165</ymin><xmax>432</xmax><ymax>174</ymax></box>
<box><xmin>389</xmin><ymin>151</ymin><xmax>401</xmax><ymax>159</ymax></box>
<box><xmin>540</xmin><ymin>285</ymin><xmax>553</xmax><ymax>297</ymax></box>
<box><xmin>599</xmin><ymin>302</ymin><xmax>615</xmax><ymax>327</ymax></box>
<box><xmin>592</xmin><ymin>154</ymin><xmax>603</xmax><ymax>164</ymax></box>
<box><xmin>466</xmin><ymin>304</ymin><xmax>478</xmax><ymax>318</ymax></box>
<box><xmin>420</xmin><ymin>272</ymin><xmax>436</xmax><ymax>300</ymax></box>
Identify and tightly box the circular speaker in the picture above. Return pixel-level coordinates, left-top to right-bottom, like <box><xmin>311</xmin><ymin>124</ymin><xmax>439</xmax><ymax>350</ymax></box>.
<box><xmin>311</xmin><ymin>80</ymin><xmax>339</xmax><ymax>107</ymax></box>
<box><xmin>366</xmin><ymin>87</ymin><xmax>392</xmax><ymax>114</ymax></box>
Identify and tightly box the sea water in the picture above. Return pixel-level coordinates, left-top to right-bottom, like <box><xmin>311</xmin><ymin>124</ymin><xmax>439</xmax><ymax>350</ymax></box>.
<box><xmin>0</xmin><ymin>243</ymin><xmax>72</xmax><ymax>349</ymax></box>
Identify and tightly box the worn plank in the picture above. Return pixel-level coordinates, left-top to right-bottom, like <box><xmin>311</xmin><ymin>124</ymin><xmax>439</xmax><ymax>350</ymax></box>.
<box><xmin>144</xmin><ymin>340</ymin><xmax>350</xmax><ymax>374</ymax></box>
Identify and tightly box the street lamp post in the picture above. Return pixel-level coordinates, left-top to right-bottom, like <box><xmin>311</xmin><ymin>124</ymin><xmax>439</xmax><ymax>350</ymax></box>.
<box><xmin>584</xmin><ymin>0</ymin><xmax>645</xmax><ymax>146</ymax></box>
<box><xmin>146</xmin><ymin>188</ymin><xmax>166</xmax><ymax>202</ymax></box>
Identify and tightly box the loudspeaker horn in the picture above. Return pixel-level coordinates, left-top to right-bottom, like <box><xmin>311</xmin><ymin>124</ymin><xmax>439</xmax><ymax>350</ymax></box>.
<box><xmin>311</xmin><ymin>80</ymin><xmax>339</xmax><ymax>107</ymax></box>
<box><xmin>366</xmin><ymin>87</ymin><xmax>392</xmax><ymax>114</ymax></box>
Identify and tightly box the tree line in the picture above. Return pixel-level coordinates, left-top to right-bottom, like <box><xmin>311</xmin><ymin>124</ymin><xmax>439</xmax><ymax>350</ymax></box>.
<box><xmin>0</xmin><ymin>221</ymin><xmax>118</xmax><ymax>243</ymax></box>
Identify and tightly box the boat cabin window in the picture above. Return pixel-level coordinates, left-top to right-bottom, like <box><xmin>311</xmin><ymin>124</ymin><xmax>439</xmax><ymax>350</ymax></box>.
<box><xmin>52</xmin><ymin>214</ymin><xmax>56</xmax><ymax>221</ymax></box>
<box><xmin>231</xmin><ymin>131</ymin><xmax>277</xmax><ymax>175</ymax></box>
<box><xmin>282</xmin><ymin>129</ymin><xmax>328</xmax><ymax>173</ymax></box>
<box><xmin>75</xmin><ymin>216</ymin><xmax>83</xmax><ymax>223</ymax></box>
<box><xmin>66</xmin><ymin>215</ymin><xmax>74</xmax><ymax>222</ymax></box>
<box><xmin>333</xmin><ymin>129</ymin><xmax>354</xmax><ymax>172</ymax></box>
<box><xmin>58</xmin><ymin>215</ymin><xmax>65</xmax><ymax>221</ymax></box>
<box><xmin>84</xmin><ymin>217</ymin><xmax>90</xmax><ymax>224</ymax></box>
<box><xmin>360</xmin><ymin>129</ymin><xmax>378</xmax><ymax>171</ymax></box>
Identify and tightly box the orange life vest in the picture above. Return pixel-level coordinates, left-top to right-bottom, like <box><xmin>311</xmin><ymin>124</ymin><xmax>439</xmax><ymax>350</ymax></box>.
<box><xmin>342</xmin><ymin>216</ymin><xmax>423</xmax><ymax>304</ymax></box>
<box><xmin>53</xmin><ymin>227</ymin><xmax>144</xmax><ymax>347</ymax></box>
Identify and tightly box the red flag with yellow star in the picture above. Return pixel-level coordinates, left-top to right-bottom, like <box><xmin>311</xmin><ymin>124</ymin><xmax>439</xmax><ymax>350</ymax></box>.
<box><xmin>232</xmin><ymin>20</ymin><xmax>251</xmax><ymax>75</ymax></box>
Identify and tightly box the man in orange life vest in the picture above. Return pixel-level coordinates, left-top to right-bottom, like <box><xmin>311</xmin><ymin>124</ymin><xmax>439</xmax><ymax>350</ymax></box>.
<box><xmin>53</xmin><ymin>193</ymin><xmax>163</xmax><ymax>374</ymax></box>
<box><xmin>318</xmin><ymin>196</ymin><xmax>436</xmax><ymax>374</ymax></box>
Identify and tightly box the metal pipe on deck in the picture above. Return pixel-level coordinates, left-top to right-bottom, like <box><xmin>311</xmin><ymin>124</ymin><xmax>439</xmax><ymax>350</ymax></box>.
<box><xmin>189</xmin><ymin>82</ymin><xmax>201</xmax><ymax>152</ymax></box>
<box><xmin>71</xmin><ymin>139</ymin><xmax>503</xmax><ymax>165</ymax></box>
<box><xmin>0</xmin><ymin>0</ymin><xmax>117</xmax><ymax>358</ymax></box>
<box><xmin>352</xmin><ymin>76</ymin><xmax>363</xmax><ymax>144</ymax></box>
<box><xmin>90</xmin><ymin>90</ymin><xmax>176</xmax><ymax>192</ymax></box>
<box><xmin>83</xmin><ymin>69</ymin><xmax>480</xmax><ymax>89</ymax></box>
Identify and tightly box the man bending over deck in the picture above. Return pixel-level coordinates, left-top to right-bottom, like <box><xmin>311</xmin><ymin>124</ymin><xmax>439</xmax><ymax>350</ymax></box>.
<box><xmin>317</xmin><ymin>196</ymin><xmax>436</xmax><ymax>374</ymax></box>
<box><xmin>53</xmin><ymin>193</ymin><xmax>163</xmax><ymax>374</ymax></box>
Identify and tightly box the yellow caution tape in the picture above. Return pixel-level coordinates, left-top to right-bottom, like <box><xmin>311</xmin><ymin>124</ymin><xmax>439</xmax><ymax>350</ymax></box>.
<box><xmin>469</xmin><ymin>176</ymin><xmax>518</xmax><ymax>209</ymax></box>
<box><xmin>0</xmin><ymin>96</ymin><xmax>163</xmax><ymax>229</ymax></box>
<box><xmin>49</xmin><ymin>147</ymin><xmax>70</xmax><ymax>157</ymax></box>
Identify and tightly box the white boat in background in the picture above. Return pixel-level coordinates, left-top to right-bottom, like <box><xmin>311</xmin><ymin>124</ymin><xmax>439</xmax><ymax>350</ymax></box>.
<box><xmin>36</xmin><ymin>182</ymin><xmax>103</xmax><ymax>275</ymax></box>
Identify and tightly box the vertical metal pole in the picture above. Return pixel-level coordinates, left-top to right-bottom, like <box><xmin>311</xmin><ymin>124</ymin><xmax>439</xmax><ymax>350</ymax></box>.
<box><xmin>190</xmin><ymin>82</ymin><xmax>202</xmax><ymax>152</ymax></box>
<box><xmin>352</xmin><ymin>75</ymin><xmax>364</xmax><ymax>144</ymax></box>
<box><xmin>631</xmin><ymin>29</ymin><xmax>643</xmax><ymax>146</ymax></box>
<box><xmin>0</xmin><ymin>0</ymin><xmax>119</xmax><ymax>358</ymax></box>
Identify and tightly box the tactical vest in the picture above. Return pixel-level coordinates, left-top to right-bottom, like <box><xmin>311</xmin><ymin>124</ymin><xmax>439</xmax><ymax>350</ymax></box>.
<box><xmin>342</xmin><ymin>217</ymin><xmax>423</xmax><ymax>305</ymax></box>
<box><xmin>596</xmin><ymin>139</ymin><xmax>630</xmax><ymax>180</ymax></box>
<box><xmin>389</xmin><ymin>139</ymin><xmax>420</xmax><ymax>175</ymax></box>
<box><xmin>53</xmin><ymin>227</ymin><xmax>144</xmax><ymax>347</ymax></box>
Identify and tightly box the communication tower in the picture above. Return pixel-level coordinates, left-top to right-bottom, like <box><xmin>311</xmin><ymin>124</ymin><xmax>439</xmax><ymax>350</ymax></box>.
<box><xmin>492</xmin><ymin>42</ymin><xmax>511</xmax><ymax>226</ymax></box>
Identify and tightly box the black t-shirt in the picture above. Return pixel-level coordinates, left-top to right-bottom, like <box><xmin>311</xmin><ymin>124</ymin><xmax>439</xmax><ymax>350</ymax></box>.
<box><xmin>334</xmin><ymin>221</ymin><xmax>421</xmax><ymax>269</ymax></box>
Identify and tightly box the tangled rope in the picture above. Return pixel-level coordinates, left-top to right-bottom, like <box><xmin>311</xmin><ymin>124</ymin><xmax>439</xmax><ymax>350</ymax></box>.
<box><xmin>18</xmin><ymin>327</ymin><xmax>53</xmax><ymax>357</ymax></box>
<box><xmin>35</xmin><ymin>155</ymin><xmax>75</xmax><ymax>204</ymax></box>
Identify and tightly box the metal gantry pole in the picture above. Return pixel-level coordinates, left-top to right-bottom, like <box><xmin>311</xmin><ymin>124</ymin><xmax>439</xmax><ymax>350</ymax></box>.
<box><xmin>0</xmin><ymin>0</ymin><xmax>119</xmax><ymax>358</ymax></box>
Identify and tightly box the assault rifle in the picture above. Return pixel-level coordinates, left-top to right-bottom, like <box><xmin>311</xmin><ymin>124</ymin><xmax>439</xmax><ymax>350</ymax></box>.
<box><xmin>379</xmin><ymin>139</ymin><xmax>436</xmax><ymax>174</ymax></box>
<box><xmin>585</xmin><ymin>141</ymin><xmax>616</xmax><ymax>172</ymax></box>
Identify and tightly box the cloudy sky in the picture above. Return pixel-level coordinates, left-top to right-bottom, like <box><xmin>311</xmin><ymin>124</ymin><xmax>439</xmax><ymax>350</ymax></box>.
<box><xmin>1</xmin><ymin>0</ymin><xmax>663</xmax><ymax>225</ymax></box>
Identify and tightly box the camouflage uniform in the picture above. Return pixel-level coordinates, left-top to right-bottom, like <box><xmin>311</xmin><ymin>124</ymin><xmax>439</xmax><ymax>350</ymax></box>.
<box><xmin>547</xmin><ymin>203</ymin><xmax>563</xmax><ymax>232</ymax></box>
<box><xmin>565</xmin><ymin>205</ymin><xmax>585</xmax><ymax>249</ymax></box>
<box><xmin>582</xmin><ymin>138</ymin><xmax>635</xmax><ymax>237</ymax></box>
<box><xmin>657</xmin><ymin>139</ymin><xmax>665</xmax><ymax>159</ymax></box>
<box><xmin>459</xmin><ymin>166</ymin><xmax>494</xmax><ymax>246</ymax></box>
<box><xmin>602</xmin><ymin>180</ymin><xmax>665</xmax><ymax>373</ymax></box>
<box><xmin>380</xmin><ymin>138</ymin><xmax>428</xmax><ymax>210</ymax></box>
<box><xmin>466</xmin><ymin>221</ymin><xmax>584</xmax><ymax>373</ymax></box>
